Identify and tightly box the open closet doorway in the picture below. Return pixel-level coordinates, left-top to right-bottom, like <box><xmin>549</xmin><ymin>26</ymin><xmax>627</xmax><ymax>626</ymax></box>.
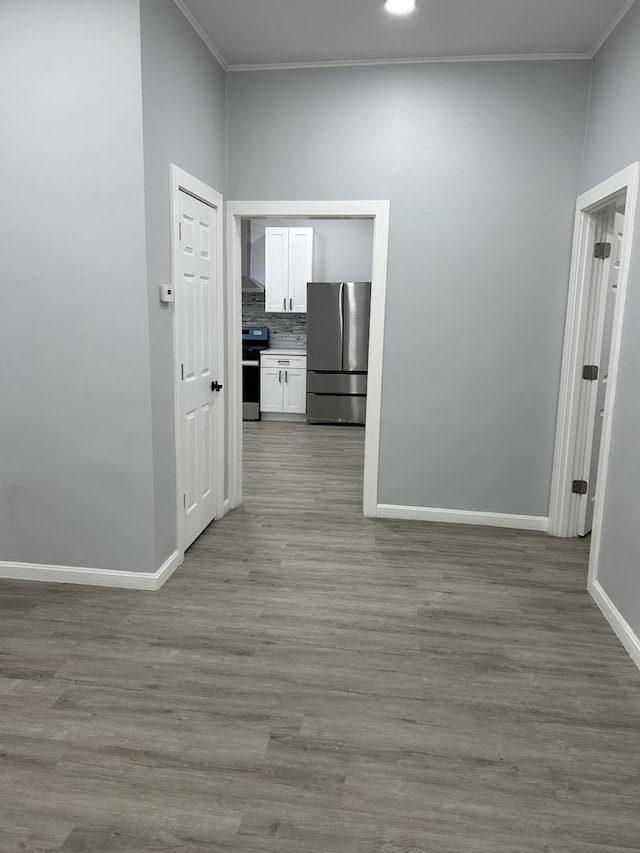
<box><xmin>226</xmin><ymin>201</ymin><xmax>390</xmax><ymax>517</ymax></box>
<box><xmin>548</xmin><ymin>163</ymin><xmax>639</xmax><ymax>589</ymax></box>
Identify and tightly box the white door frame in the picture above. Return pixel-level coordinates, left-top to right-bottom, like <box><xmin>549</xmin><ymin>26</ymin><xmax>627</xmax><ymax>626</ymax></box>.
<box><xmin>170</xmin><ymin>165</ymin><xmax>225</xmax><ymax>553</ymax></box>
<box><xmin>549</xmin><ymin>163</ymin><xmax>639</xmax><ymax>549</ymax></box>
<box><xmin>226</xmin><ymin>200</ymin><xmax>390</xmax><ymax>516</ymax></box>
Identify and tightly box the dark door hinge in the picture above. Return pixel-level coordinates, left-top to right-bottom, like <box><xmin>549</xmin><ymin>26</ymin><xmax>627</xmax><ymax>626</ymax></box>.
<box><xmin>572</xmin><ymin>479</ymin><xmax>588</xmax><ymax>495</ymax></box>
<box><xmin>582</xmin><ymin>364</ymin><xmax>599</xmax><ymax>381</ymax></box>
<box><xmin>594</xmin><ymin>241</ymin><xmax>611</xmax><ymax>259</ymax></box>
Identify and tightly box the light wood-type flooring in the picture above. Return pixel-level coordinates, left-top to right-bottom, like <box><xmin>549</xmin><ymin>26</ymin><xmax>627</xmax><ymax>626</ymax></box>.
<box><xmin>1</xmin><ymin>422</ymin><xmax>639</xmax><ymax>851</ymax></box>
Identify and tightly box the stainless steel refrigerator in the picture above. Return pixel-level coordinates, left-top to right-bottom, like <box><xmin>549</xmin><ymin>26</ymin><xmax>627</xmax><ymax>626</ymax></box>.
<box><xmin>306</xmin><ymin>281</ymin><xmax>371</xmax><ymax>425</ymax></box>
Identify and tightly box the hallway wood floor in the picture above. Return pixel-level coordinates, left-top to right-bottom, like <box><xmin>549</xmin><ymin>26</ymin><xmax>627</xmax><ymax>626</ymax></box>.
<box><xmin>1</xmin><ymin>422</ymin><xmax>639</xmax><ymax>852</ymax></box>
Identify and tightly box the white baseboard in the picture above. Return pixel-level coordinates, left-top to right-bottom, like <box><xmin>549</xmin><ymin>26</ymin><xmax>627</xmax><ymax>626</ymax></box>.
<box><xmin>0</xmin><ymin>550</ymin><xmax>183</xmax><ymax>592</ymax></box>
<box><xmin>376</xmin><ymin>503</ymin><xmax>549</xmax><ymax>532</ymax></box>
<box><xmin>223</xmin><ymin>497</ymin><xmax>232</xmax><ymax>515</ymax></box>
<box><xmin>154</xmin><ymin>550</ymin><xmax>183</xmax><ymax>589</ymax></box>
<box><xmin>589</xmin><ymin>579</ymin><xmax>640</xmax><ymax>671</ymax></box>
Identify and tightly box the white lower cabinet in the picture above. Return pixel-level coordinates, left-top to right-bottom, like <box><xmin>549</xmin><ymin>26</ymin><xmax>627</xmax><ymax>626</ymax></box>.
<box><xmin>260</xmin><ymin>353</ymin><xmax>307</xmax><ymax>415</ymax></box>
<box><xmin>260</xmin><ymin>367</ymin><xmax>285</xmax><ymax>413</ymax></box>
<box><xmin>282</xmin><ymin>368</ymin><xmax>306</xmax><ymax>414</ymax></box>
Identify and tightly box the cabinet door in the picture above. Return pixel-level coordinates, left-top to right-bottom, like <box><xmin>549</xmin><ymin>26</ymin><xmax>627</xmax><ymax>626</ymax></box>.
<box><xmin>260</xmin><ymin>367</ymin><xmax>284</xmax><ymax>412</ymax></box>
<box><xmin>283</xmin><ymin>367</ymin><xmax>307</xmax><ymax>414</ymax></box>
<box><xmin>288</xmin><ymin>228</ymin><xmax>313</xmax><ymax>313</ymax></box>
<box><xmin>265</xmin><ymin>228</ymin><xmax>289</xmax><ymax>312</ymax></box>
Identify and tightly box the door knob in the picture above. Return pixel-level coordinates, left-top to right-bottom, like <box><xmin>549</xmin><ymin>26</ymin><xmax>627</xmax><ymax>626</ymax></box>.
<box><xmin>211</xmin><ymin>381</ymin><xmax>223</xmax><ymax>392</ymax></box>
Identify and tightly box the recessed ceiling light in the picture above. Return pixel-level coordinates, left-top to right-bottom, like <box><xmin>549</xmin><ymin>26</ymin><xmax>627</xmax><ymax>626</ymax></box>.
<box><xmin>384</xmin><ymin>0</ymin><xmax>416</xmax><ymax>14</ymax></box>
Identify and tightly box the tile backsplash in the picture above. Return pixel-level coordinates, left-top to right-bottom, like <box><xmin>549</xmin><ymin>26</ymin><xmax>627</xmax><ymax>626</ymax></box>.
<box><xmin>242</xmin><ymin>292</ymin><xmax>307</xmax><ymax>350</ymax></box>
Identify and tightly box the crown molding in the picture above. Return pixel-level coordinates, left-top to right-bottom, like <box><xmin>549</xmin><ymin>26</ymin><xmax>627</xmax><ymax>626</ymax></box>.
<box><xmin>172</xmin><ymin>0</ymin><xmax>636</xmax><ymax>73</ymax></box>
<box><xmin>227</xmin><ymin>53</ymin><xmax>591</xmax><ymax>72</ymax></box>
<box><xmin>172</xmin><ymin>0</ymin><xmax>228</xmax><ymax>70</ymax></box>
<box><xmin>590</xmin><ymin>0</ymin><xmax>637</xmax><ymax>56</ymax></box>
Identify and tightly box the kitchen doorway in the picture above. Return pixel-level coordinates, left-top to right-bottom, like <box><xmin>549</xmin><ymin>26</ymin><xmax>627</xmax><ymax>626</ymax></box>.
<box><xmin>225</xmin><ymin>201</ymin><xmax>390</xmax><ymax>517</ymax></box>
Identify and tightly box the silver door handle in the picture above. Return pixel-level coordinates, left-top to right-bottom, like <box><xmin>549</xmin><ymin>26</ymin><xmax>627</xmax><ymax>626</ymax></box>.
<box><xmin>289</xmin><ymin>298</ymin><xmax>293</xmax><ymax>310</ymax></box>
<box><xmin>283</xmin><ymin>298</ymin><xmax>286</xmax><ymax>311</ymax></box>
<box><xmin>279</xmin><ymin>370</ymin><xmax>282</xmax><ymax>383</ymax></box>
<box><xmin>285</xmin><ymin>370</ymin><xmax>288</xmax><ymax>383</ymax></box>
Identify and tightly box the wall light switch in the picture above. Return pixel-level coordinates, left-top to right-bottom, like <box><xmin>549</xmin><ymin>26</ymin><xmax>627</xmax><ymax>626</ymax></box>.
<box><xmin>160</xmin><ymin>285</ymin><xmax>174</xmax><ymax>303</ymax></box>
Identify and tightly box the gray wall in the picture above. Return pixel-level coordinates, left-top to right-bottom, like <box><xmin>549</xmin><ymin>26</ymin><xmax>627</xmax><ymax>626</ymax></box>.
<box><xmin>227</xmin><ymin>62</ymin><xmax>590</xmax><ymax>515</ymax></box>
<box><xmin>249</xmin><ymin>218</ymin><xmax>374</xmax><ymax>283</ymax></box>
<box><xmin>0</xmin><ymin>0</ymin><xmax>156</xmax><ymax>571</ymax></box>
<box><xmin>580</xmin><ymin>2</ymin><xmax>640</xmax><ymax>635</ymax></box>
<box><xmin>140</xmin><ymin>0</ymin><xmax>227</xmax><ymax>566</ymax></box>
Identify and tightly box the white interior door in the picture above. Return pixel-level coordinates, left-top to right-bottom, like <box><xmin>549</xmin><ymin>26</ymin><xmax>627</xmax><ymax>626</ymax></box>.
<box><xmin>265</xmin><ymin>228</ymin><xmax>289</xmax><ymax>312</ymax></box>
<box><xmin>289</xmin><ymin>227</ymin><xmax>314</xmax><ymax>312</ymax></box>
<box><xmin>580</xmin><ymin>210</ymin><xmax>625</xmax><ymax>535</ymax></box>
<box><xmin>177</xmin><ymin>190</ymin><xmax>223</xmax><ymax>549</ymax></box>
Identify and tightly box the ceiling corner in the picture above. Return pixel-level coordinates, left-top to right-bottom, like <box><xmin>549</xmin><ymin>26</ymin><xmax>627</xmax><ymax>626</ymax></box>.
<box><xmin>172</xmin><ymin>0</ymin><xmax>229</xmax><ymax>71</ymax></box>
<box><xmin>590</xmin><ymin>0</ymin><xmax>637</xmax><ymax>57</ymax></box>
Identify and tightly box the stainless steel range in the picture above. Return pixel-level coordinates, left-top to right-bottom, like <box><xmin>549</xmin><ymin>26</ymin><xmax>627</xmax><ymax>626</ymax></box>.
<box><xmin>242</xmin><ymin>325</ymin><xmax>269</xmax><ymax>421</ymax></box>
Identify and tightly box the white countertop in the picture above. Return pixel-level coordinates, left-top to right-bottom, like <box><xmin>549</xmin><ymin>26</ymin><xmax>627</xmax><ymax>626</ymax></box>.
<box><xmin>262</xmin><ymin>348</ymin><xmax>307</xmax><ymax>356</ymax></box>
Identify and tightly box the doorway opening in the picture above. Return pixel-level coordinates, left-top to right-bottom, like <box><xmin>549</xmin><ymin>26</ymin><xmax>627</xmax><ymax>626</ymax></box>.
<box><xmin>548</xmin><ymin>163</ymin><xmax>638</xmax><ymax>582</ymax></box>
<box><xmin>226</xmin><ymin>201</ymin><xmax>390</xmax><ymax>516</ymax></box>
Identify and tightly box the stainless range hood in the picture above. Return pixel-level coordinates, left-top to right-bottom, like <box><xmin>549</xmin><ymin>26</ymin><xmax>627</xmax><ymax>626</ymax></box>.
<box><xmin>241</xmin><ymin>220</ymin><xmax>265</xmax><ymax>293</ymax></box>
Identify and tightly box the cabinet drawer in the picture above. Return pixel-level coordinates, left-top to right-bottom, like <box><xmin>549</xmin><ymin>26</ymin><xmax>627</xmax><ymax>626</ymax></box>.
<box><xmin>261</xmin><ymin>354</ymin><xmax>307</xmax><ymax>370</ymax></box>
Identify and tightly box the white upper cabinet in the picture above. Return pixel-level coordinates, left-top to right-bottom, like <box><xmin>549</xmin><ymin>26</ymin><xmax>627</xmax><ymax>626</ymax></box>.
<box><xmin>288</xmin><ymin>228</ymin><xmax>314</xmax><ymax>312</ymax></box>
<box><xmin>265</xmin><ymin>227</ymin><xmax>313</xmax><ymax>313</ymax></box>
<box><xmin>264</xmin><ymin>228</ymin><xmax>289</xmax><ymax>312</ymax></box>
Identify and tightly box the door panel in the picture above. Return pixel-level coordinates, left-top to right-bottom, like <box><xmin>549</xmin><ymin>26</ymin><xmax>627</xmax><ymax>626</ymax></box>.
<box><xmin>265</xmin><ymin>228</ymin><xmax>289</xmax><ymax>312</ymax></box>
<box><xmin>177</xmin><ymin>190</ymin><xmax>222</xmax><ymax>549</ymax></box>
<box><xmin>283</xmin><ymin>368</ymin><xmax>306</xmax><ymax>414</ymax></box>
<box><xmin>183</xmin><ymin>274</ymin><xmax>197</xmax><ymax>382</ymax></box>
<box><xmin>289</xmin><ymin>228</ymin><xmax>313</xmax><ymax>312</ymax></box>
<box><xmin>199</xmin><ymin>275</ymin><xmax>212</xmax><ymax>380</ymax></box>
<box><xmin>342</xmin><ymin>282</ymin><xmax>371</xmax><ymax>372</ymax></box>
<box><xmin>184</xmin><ymin>408</ymin><xmax>197</xmax><ymax>515</ymax></box>
<box><xmin>200</xmin><ymin>402</ymin><xmax>213</xmax><ymax>502</ymax></box>
<box><xmin>260</xmin><ymin>367</ymin><xmax>284</xmax><ymax>412</ymax></box>
<box><xmin>307</xmin><ymin>282</ymin><xmax>343</xmax><ymax>372</ymax></box>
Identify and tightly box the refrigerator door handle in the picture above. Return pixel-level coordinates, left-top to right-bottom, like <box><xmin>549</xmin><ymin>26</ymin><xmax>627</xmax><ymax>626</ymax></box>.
<box><xmin>339</xmin><ymin>282</ymin><xmax>344</xmax><ymax>365</ymax></box>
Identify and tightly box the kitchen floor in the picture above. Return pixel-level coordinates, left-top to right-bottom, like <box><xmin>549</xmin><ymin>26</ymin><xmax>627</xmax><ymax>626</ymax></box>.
<box><xmin>1</xmin><ymin>421</ymin><xmax>639</xmax><ymax>851</ymax></box>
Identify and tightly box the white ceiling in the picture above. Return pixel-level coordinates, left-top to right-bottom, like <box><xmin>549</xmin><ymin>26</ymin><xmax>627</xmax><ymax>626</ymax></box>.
<box><xmin>177</xmin><ymin>0</ymin><xmax>636</xmax><ymax>70</ymax></box>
